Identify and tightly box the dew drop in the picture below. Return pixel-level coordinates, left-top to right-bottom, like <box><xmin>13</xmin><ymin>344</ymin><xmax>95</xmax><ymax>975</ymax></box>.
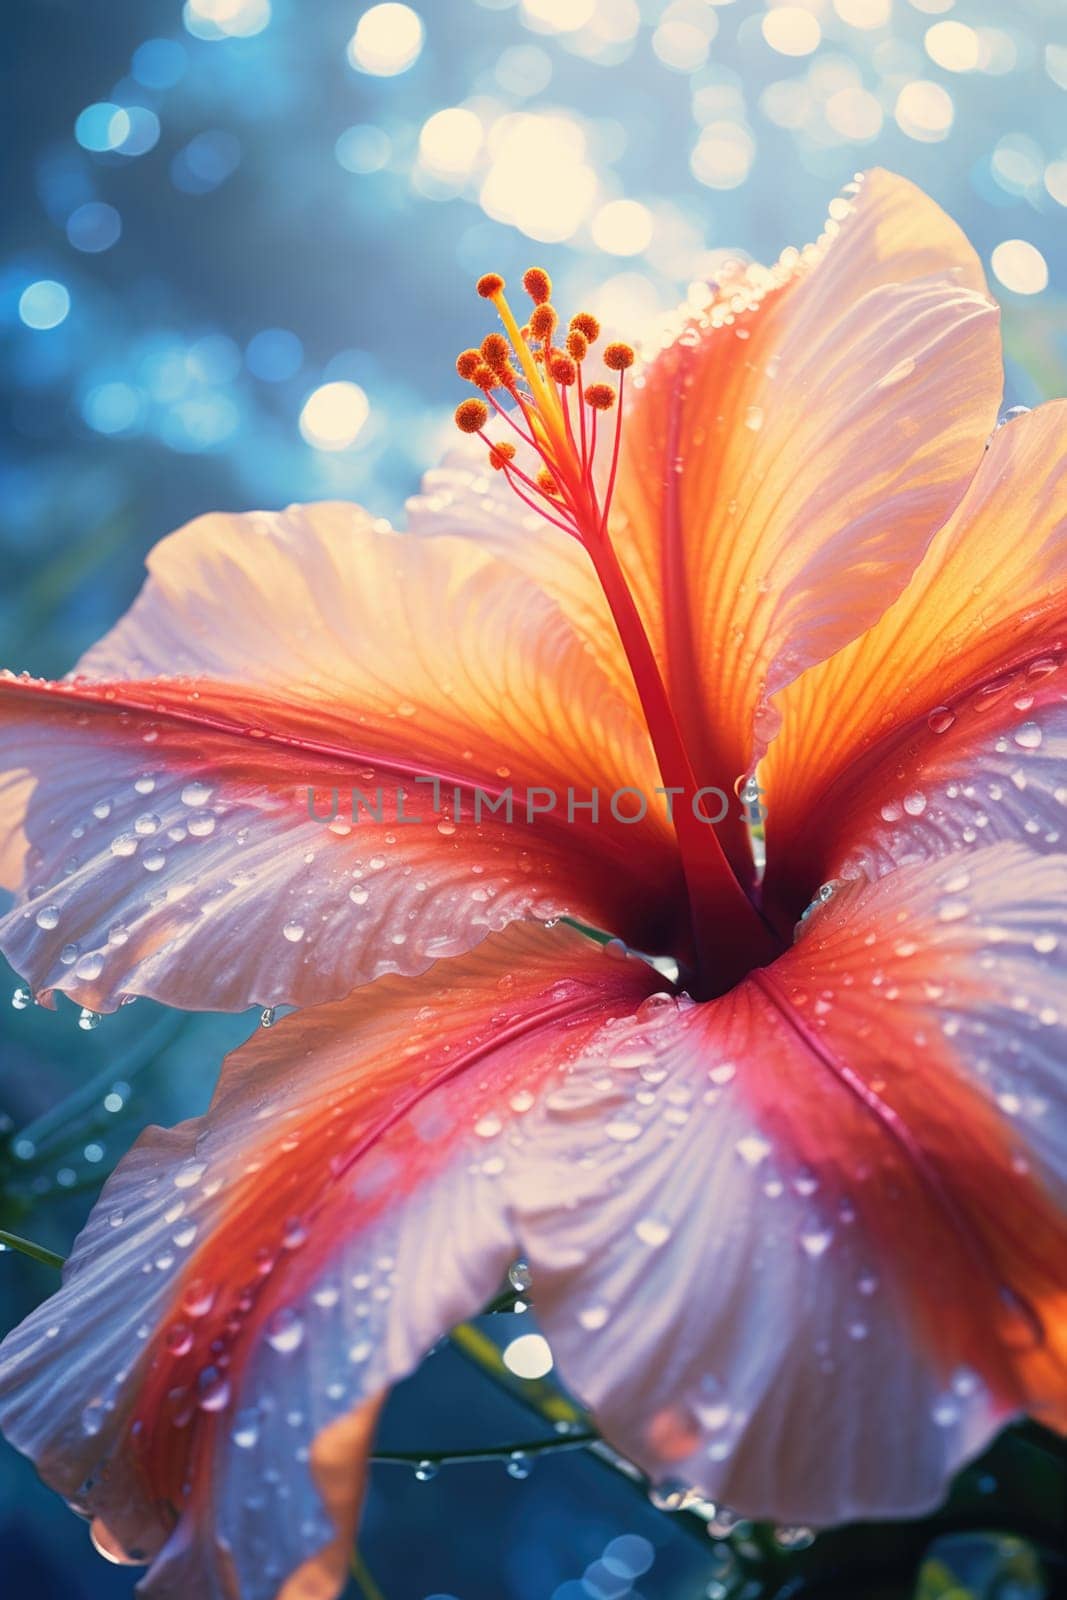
<box><xmin>799</xmin><ymin>1226</ymin><xmax>834</xmax><ymax>1259</ymax></box>
<box><xmin>735</xmin><ymin>1133</ymin><xmax>771</xmax><ymax>1167</ymax></box>
<box><xmin>282</xmin><ymin>921</ymin><xmax>305</xmax><ymax>943</ymax></box>
<box><xmin>196</xmin><ymin>1365</ymin><xmax>231</xmax><ymax>1412</ymax></box>
<box><xmin>927</xmin><ymin>706</ymin><xmax>956</xmax><ymax>735</ymax></box>
<box><xmin>35</xmin><ymin>905</ymin><xmax>60</xmax><ymax>930</ymax></box>
<box><xmin>605</xmin><ymin>1118</ymin><xmax>642</xmax><ymax>1143</ymax></box>
<box><xmin>508</xmin><ymin>1260</ymin><xmax>533</xmax><ymax>1292</ymax></box>
<box><xmin>165</xmin><ymin>1322</ymin><xmax>194</xmax><ymax>1356</ymax></box>
<box><xmin>1013</xmin><ymin>721</ymin><xmax>1043</xmax><ymax>750</ymax></box>
<box><xmin>232</xmin><ymin>1410</ymin><xmax>260</xmax><ymax>1449</ymax></box>
<box><xmin>266</xmin><ymin>1307</ymin><xmax>304</xmax><ymax>1354</ymax></box>
<box><xmin>81</xmin><ymin>1400</ymin><xmax>106</xmax><ymax>1436</ymax></box>
<box><xmin>414</xmin><ymin>1459</ymin><xmax>438</xmax><ymax>1481</ymax></box>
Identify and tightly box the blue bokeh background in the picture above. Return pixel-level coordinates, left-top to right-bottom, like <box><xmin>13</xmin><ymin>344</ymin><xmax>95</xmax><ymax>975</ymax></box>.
<box><xmin>2</xmin><ymin>1</ymin><xmax>1065</xmax><ymax>1595</ymax></box>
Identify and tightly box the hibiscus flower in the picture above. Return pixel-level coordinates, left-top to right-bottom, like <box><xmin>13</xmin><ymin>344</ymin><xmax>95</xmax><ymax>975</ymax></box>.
<box><xmin>0</xmin><ymin>169</ymin><xmax>1064</xmax><ymax>1600</ymax></box>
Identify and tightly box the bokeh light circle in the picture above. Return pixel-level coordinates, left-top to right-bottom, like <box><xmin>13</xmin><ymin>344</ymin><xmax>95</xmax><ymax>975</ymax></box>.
<box><xmin>591</xmin><ymin>198</ymin><xmax>654</xmax><ymax>255</ymax></box>
<box><xmin>761</xmin><ymin>7</ymin><xmax>821</xmax><ymax>57</ymax></box>
<box><xmin>348</xmin><ymin>4</ymin><xmax>424</xmax><ymax>76</ymax></box>
<box><xmin>74</xmin><ymin>102</ymin><xmax>131</xmax><ymax>152</ymax></box>
<box><xmin>66</xmin><ymin>201</ymin><xmax>122</xmax><ymax>253</ymax></box>
<box><xmin>299</xmin><ymin>381</ymin><xmax>370</xmax><ymax>450</ymax></box>
<box><xmin>990</xmin><ymin>240</ymin><xmax>1049</xmax><ymax>296</ymax></box>
<box><xmin>19</xmin><ymin>280</ymin><xmax>71</xmax><ymax>330</ymax></box>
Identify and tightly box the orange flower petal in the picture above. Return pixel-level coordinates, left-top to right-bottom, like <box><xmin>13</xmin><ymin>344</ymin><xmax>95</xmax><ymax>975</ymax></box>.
<box><xmin>0</xmin><ymin>504</ymin><xmax>681</xmax><ymax>1011</ymax></box>
<box><xmin>0</xmin><ymin>925</ymin><xmax>661</xmax><ymax>1596</ymax></box>
<box><xmin>762</xmin><ymin>402</ymin><xmax>1067</xmax><ymax>919</ymax></box>
<box><xmin>609</xmin><ymin>169</ymin><xmax>1000</xmax><ymax>856</ymax></box>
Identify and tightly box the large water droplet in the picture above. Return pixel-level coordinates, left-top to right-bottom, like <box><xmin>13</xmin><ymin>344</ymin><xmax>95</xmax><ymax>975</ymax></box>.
<box><xmin>1013</xmin><ymin>721</ymin><xmax>1043</xmax><ymax>750</ymax></box>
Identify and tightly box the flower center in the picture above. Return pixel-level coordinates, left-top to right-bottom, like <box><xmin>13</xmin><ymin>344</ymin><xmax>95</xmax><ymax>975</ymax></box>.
<box><xmin>454</xmin><ymin>269</ymin><xmax>784</xmax><ymax>997</ymax></box>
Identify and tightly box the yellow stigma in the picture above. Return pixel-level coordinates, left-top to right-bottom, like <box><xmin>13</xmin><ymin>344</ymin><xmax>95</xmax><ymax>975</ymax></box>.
<box><xmin>484</xmin><ymin>282</ymin><xmax>568</xmax><ymax>456</ymax></box>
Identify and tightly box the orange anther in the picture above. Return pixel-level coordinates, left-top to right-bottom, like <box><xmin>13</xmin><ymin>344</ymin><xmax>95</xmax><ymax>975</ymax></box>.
<box><xmin>569</xmin><ymin>312</ymin><xmax>600</xmax><ymax>343</ymax></box>
<box><xmin>488</xmin><ymin>440</ymin><xmax>517</xmax><ymax>470</ymax></box>
<box><xmin>522</xmin><ymin>267</ymin><xmax>552</xmax><ymax>305</ymax></box>
<box><xmin>530</xmin><ymin>304</ymin><xmax>558</xmax><ymax>343</ymax></box>
<box><xmin>472</xmin><ymin>363</ymin><xmax>498</xmax><ymax>391</ymax></box>
<box><xmin>603</xmin><ymin>342</ymin><xmax>635</xmax><ymax>371</ymax></box>
<box><xmin>480</xmin><ymin>333</ymin><xmax>511</xmax><ymax>373</ymax></box>
<box><xmin>455</xmin><ymin>398</ymin><xmax>489</xmax><ymax>433</ymax></box>
<box><xmin>566</xmin><ymin>329</ymin><xmax>588</xmax><ymax>362</ymax></box>
<box><xmin>476</xmin><ymin>273</ymin><xmax>505</xmax><ymax>298</ymax></box>
<box><xmin>456</xmin><ymin>349</ymin><xmax>482</xmax><ymax>380</ymax></box>
<box><xmin>536</xmin><ymin>469</ymin><xmax>560</xmax><ymax>496</ymax></box>
<box><xmin>548</xmin><ymin>354</ymin><xmax>577</xmax><ymax>386</ymax></box>
<box><xmin>584</xmin><ymin>383</ymin><xmax>616</xmax><ymax>411</ymax></box>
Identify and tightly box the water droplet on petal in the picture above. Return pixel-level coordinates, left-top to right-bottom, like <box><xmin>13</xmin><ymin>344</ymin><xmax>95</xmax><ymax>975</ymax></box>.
<box><xmin>265</xmin><ymin>1307</ymin><xmax>304</xmax><ymax>1354</ymax></box>
<box><xmin>232</xmin><ymin>1409</ymin><xmax>260</xmax><ymax>1449</ymax></box>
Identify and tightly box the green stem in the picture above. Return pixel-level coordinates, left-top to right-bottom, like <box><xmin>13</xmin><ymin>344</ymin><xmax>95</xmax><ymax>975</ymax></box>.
<box><xmin>372</xmin><ymin>1433</ymin><xmax>595</xmax><ymax>1468</ymax></box>
<box><xmin>350</xmin><ymin>1547</ymin><xmax>386</xmax><ymax>1600</ymax></box>
<box><xmin>0</xmin><ymin>1229</ymin><xmax>65</xmax><ymax>1271</ymax></box>
<box><xmin>447</xmin><ymin>1321</ymin><xmax>716</xmax><ymax>1546</ymax></box>
<box><xmin>12</xmin><ymin>1012</ymin><xmax>185</xmax><ymax>1157</ymax></box>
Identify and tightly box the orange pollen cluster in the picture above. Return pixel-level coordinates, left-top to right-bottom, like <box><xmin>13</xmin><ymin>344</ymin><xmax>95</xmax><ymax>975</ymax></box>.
<box><xmin>452</xmin><ymin>267</ymin><xmax>634</xmax><ymax>546</ymax></box>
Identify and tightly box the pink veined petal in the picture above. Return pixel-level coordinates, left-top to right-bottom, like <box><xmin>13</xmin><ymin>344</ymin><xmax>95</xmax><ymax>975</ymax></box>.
<box><xmin>5</xmin><ymin>856</ymin><xmax>1066</xmax><ymax>1576</ymax></box>
<box><xmin>509</xmin><ymin>846</ymin><xmax>1067</xmax><ymax>1522</ymax></box>
<box><xmin>761</xmin><ymin>402</ymin><xmax>1067</xmax><ymax>922</ymax></box>
<box><xmin>0</xmin><ymin>503</ymin><xmax>682</xmax><ymax>1012</ymax></box>
<box><xmin>0</xmin><ymin>925</ymin><xmax>661</xmax><ymax>1599</ymax></box>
